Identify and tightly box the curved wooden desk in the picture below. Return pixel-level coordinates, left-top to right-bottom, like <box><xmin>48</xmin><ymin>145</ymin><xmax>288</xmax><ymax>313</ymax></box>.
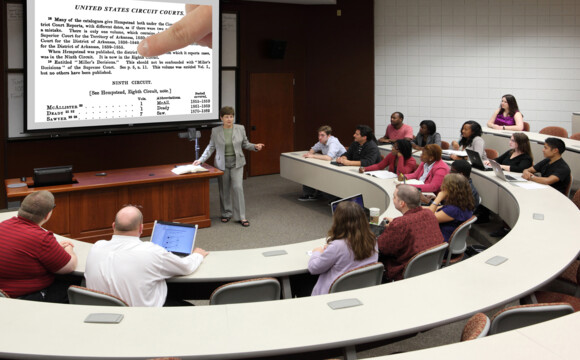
<box><xmin>0</xmin><ymin>152</ymin><xmax>579</xmax><ymax>359</ymax></box>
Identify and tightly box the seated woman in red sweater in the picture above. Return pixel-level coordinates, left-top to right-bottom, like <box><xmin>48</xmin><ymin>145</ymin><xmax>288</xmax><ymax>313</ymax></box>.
<box><xmin>401</xmin><ymin>144</ymin><xmax>449</xmax><ymax>194</ymax></box>
<box><xmin>360</xmin><ymin>139</ymin><xmax>416</xmax><ymax>175</ymax></box>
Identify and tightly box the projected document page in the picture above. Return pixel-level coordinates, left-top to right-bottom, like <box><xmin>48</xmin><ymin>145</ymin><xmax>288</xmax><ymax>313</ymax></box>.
<box><xmin>27</xmin><ymin>0</ymin><xmax>219</xmax><ymax>131</ymax></box>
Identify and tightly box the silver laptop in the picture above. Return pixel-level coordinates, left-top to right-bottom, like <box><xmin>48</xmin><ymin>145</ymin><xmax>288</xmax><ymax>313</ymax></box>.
<box><xmin>489</xmin><ymin>160</ymin><xmax>527</xmax><ymax>182</ymax></box>
<box><xmin>150</xmin><ymin>220</ymin><xmax>198</xmax><ymax>257</ymax></box>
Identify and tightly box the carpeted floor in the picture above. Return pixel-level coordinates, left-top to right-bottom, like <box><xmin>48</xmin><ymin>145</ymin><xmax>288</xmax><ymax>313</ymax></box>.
<box><xmin>186</xmin><ymin>174</ymin><xmax>514</xmax><ymax>359</ymax></box>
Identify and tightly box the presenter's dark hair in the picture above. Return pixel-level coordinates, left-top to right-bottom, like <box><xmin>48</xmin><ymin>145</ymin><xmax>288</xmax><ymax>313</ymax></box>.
<box><xmin>459</xmin><ymin>120</ymin><xmax>482</xmax><ymax>148</ymax></box>
<box><xmin>392</xmin><ymin>112</ymin><xmax>404</xmax><ymax>120</ymax></box>
<box><xmin>356</xmin><ymin>125</ymin><xmax>377</xmax><ymax>144</ymax></box>
<box><xmin>18</xmin><ymin>190</ymin><xmax>55</xmax><ymax>224</ymax></box>
<box><xmin>318</xmin><ymin>125</ymin><xmax>332</xmax><ymax>135</ymax></box>
<box><xmin>220</xmin><ymin>106</ymin><xmax>235</xmax><ymax>117</ymax></box>
<box><xmin>327</xmin><ymin>201</ymin><xmax>376</xmax><ymax>261</ymax></box>
<box><xmin>423</xmin><ymin>144</ymin><xmax>442</xmax><ymax>162</ymax></box>
<box><xmin>395</xmin><ymin>139</ymin><xmax>413</xmax><ymax>160</ymax></box>
<box><xmin>545</xmin><ymin>137</ymin><xmax>566</xmax><ymax>155</ymax></box>
<box><xmin>511</xmin><ymin>132</ymin><xmax>533</xmax><ymax>160</ymax></box>
<box><xmin>420</xmin><ymin>120</ymin><xmax>437</xmax><ymax>135</ymax></box>
<box><xmin>500</xmin><ymin>94</ymin><xmax>521</xmax><ymax>117</ymax></box>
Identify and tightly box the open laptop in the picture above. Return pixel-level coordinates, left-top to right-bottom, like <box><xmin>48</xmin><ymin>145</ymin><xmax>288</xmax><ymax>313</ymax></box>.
<box><xmin>489</xmin><ymin>159</ymin><xmax>527</xmax><ymax>182</ymax></box>
<box><xmin>150</xmin><ymin>220</ymin><xmax>198</xmax><ymax>257</ymax></box>
<box><xmin>466</xmin><ymin>149</ymin><xmax>493</xmax><ymax>171</ymax></box>
<box><xmin>330</xmin><ymin>194</ymin><xmax>385</xmax><ymax>237</ymax></box>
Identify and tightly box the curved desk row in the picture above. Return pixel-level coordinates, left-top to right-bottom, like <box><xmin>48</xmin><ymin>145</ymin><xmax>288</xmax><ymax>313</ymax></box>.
<box><xmin>378</xmin><ymin>310</ymin><xmax>580</xmax><ymax>360</ymax></box>
<box><xmin>482</xmin><ymin>128</ymin><xmax>580</xmax><ymax>184</ymax></box>
<box><xmin>0</xmin><ymin>152</ymin><xmax>579</xmax><ymax>359</ymax></box>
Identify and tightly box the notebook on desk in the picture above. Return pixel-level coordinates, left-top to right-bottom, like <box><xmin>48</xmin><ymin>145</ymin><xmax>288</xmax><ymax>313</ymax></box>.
<box><xmin>489</xmin><ymin>160</ymin><xmax>527</xmax><ymax>182</ymax></box>
<box><xmin>150</xmin><ymin>221</ymin><xmax>198</xmax><ymax>257</ymax></box>
<box><xmin>466</xmin><ymin>149</ymin><xmax>493</xmax><ymax>171</ymax></box>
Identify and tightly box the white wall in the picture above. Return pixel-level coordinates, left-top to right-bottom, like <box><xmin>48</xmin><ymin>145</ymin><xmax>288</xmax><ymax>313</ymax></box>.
<box><xmin>374</xmin><ymin>0</ymin><xmax>580</xmax><ymax>142</ymax></box>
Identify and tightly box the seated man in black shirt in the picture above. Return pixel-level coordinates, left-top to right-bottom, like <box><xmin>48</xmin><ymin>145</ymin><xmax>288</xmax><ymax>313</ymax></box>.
<box><xmin>522</xmin><ymin>137</ymin><xmax>571</xmax><ymax>195</ymax></box>
<box><xmin>336</xmin><ymin>125</ymin><xmax>382</xmax><ymax>167</ymax></box>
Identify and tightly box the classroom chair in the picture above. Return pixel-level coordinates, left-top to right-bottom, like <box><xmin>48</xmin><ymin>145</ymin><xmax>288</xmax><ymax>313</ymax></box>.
<box><xmin>403</xmin><ymin>243</ymin><xmax>448</xmax><ymax>279</ymax></box>
<box><xmin>461</xmin><ymin>313</ymin><xmax>490</xmax><ymax>341</ymax></box>
<box><xmin>444</xmin><ymin>216</ymin><xmax>477</xmax><ymax>266</ymax></box>
<box><xmin>209</xmin><ymin>277</ymin><xmax>280</xmax><ymax>305</ymax></box>
<box><xmin>67</xmin><ymin>285</ymin><xmax>129</xmax><ymax>306</ymax></box>
<box><xmin>329</xmin><ymin>262</ymin><xmax>384</xmax><ymax>294</ymax></box>
<box><xmin>539</xmin><ymin>126</ymin><xmax>568</xmax><ymax>138</ymax></box>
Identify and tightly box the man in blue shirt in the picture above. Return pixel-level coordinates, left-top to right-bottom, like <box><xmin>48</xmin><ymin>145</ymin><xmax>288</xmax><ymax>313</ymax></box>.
<box><xmin>299</xmin><ymin>125</ymin><xmax>347</xmax><ymax>201</ymax></box>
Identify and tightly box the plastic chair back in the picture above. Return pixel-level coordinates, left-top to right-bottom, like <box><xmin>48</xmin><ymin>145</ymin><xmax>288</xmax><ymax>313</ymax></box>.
<box><xmin>461</xmin><ymin>313</ymin><xmax>490</xmax><ymax>341</ymax></box>
<box><xmin>539</xmin><ymin>126</ymin><xmax>568</xmax><ymax>138</ymax></box>
<box><xmin>523</xmin><ymin>121</ymin><xmax>530</xmax><ymax>132</ymax></box>
<box><xmin>210</xmin><ymin>277</ymin><xmax>280</xmax><ymax>305</ymax></box>
<box><xmin>573</xmin><ymin>190</ymin><xmax>580</xmax><ymax>211</ymax></box>
<box><xmin>565</xmin><ymin>174</ymin><xmax>573</xmax><ymax>198</ymax></box>
<box><xmin>489</xmin><ymin>303</ymin><xmax>574</xmax><ymax>335</ymax></box>
<box><xmin>67</xmin><ymin>285</ymin><xmax>128</xmax><ymax>306</ymax></box>
<box><xmin>484</xmin><ymin>148</ymin><xmax>498</xmax><ymax>160</ymax></box>
<box><xmin>440</xmin><ymin>141</ymin><xmax>450</xmax><ymax>150</ymax></box>
<box><xmin>329</xmin><ymin>262</ymin><xmax>384</xmax><ymax>294</ymax></box>
<box><xmin>570</xmin><ymin>132</ymin><xmax>580</xmax><ymax>141</ymax></box>
<box><xmin>403</xmin><ymin>243</ymin><xmax>448</xmax><ymax>279</ymax></box>
<box><xmin>444</xmin><ymin>216</ymin><xmax>477</xmax><ymax>266</ymax></box>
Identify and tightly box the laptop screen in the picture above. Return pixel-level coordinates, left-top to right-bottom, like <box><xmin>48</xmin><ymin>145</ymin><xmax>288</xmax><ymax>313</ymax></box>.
<box><xmin>330</xmin><ymin>194</ymin><xmax>364</xmax><ymax>214</ymax></box>
<box><xmin>150</xmin><ymin>221</ymin><xmax>197</xmax><ymax>256</ymax></box>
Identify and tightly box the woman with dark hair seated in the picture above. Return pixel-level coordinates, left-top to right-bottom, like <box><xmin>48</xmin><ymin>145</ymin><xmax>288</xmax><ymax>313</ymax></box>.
<box><xmin>308</xmin><ymin>201</ymin><xmax>378</xmax><ymax>296</ymax></box>
<box><xmin>412</xmin><ymin>120</ymin><xmax>441</xmax><ymax>150</ymax></box>
<box><xmin>401</xmin><ymin>144</ymin><xmax>449</xmax><ymax>194</ymax></box>
<box><xmin>484</xmin><ymin>132</ymin><xmax>533</xmax><ymax>172</ymax></box>
<box><xmin>360</xmin><ymin>139</ymin><xmax>416</xmax><ymax>175</ymax></box>
<box><xmin>487</xmin><ymin>94</ymin><xmax>524</xmax><ymax>131</ymax></box>
<box><xmin>427</xmin><ymin>173</ymin><xmax>475</xmax><ymax>243</ymax></box>
<box><xmin>451</xmin><ymin>120</ymin><xmax>487</xmax><ymax>161</ymax></box>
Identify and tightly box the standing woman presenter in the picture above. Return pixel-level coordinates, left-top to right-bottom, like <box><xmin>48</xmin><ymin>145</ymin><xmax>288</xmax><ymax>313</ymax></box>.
<box><xmin>194</xmin><ymin>107</ymin><xmax>265</xmax><ymax>227</ymax></box>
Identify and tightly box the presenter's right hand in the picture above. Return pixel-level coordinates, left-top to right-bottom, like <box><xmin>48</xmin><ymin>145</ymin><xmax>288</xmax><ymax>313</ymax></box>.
<box><xmin>137</xmin><ymin>5</ymin><xmax>212</xmax><ymax>57</ymax></box>
<box><xmin>193</xmin><ymin>160</ymin><xmax>202</xmax><ymax>166</ymax></box>
<box><xmin>193</xmin><ymin>248</ymin><xmax>209</xmax><ymax>257</ymax></box>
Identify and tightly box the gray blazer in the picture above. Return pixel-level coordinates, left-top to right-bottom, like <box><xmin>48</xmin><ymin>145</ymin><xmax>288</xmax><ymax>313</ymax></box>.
<box><xmin>198</xmin><ymin>124</ymin><xmax>257</xmax><ymax>170</ymax></box>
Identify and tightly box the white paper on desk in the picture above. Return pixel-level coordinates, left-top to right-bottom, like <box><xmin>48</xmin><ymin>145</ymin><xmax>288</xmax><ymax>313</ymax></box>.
<box><xmin>171</xmin><ymin>165</ymin><xmax>209</xmax><ymax>175</ymax></box>
<box><xmin>394</xmin><ymin>179</ymin><xmax>424</xmax><ymax>185</ymax></box>
<box><xmin>513</xmin><ymin>182</ymin><xmax>548</xmax><ymax>190</ymax></box>
<box><xmin>365</xmin><ymin>170</ymin><xmax>397</xmax><ymax>179</ymax></box>
<box><xmin>442</xmin><ymin>149</ymin><xmax>468</xmax><ymax>157</ymax></box>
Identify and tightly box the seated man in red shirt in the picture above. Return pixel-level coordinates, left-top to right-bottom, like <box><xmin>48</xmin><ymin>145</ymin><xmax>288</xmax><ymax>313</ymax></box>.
<box><xmin>377</xmin><ymin>184</ymin><xmax>444</xmax><ymax>281</ymax></box>
<box><xmin>0</xmin><ymin>190</ymin><xmax>78</xmax><ymax>302</ymax></box>
<box><xmin>379</xmin><ymin>112</ymin><xmax>413</xmax><ymax>144</ymax></box>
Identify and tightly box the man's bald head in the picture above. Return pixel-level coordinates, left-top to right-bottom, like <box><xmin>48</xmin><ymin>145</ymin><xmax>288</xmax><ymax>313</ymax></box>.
<box><xmin>113</xmin><ymin>206</ymin><xmax>143</xmax><ymax>234</ymax></box>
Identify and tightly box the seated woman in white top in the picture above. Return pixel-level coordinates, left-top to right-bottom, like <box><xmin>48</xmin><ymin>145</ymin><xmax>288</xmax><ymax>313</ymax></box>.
<box><xmin>308</xmin><ymin>201</ymin><xmax>378</xmax><ymax>296</ymax></box>
<box><xmin>451</xmin><ymin>120</ymin><xmax>487</xmax><ymax>161</ymax></box>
